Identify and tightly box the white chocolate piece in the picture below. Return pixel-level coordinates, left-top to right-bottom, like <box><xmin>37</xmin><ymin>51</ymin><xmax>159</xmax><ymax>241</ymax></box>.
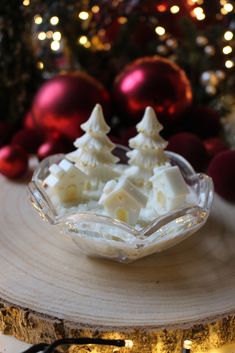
<box><xmin>99</xmin><ymin>177</ymin><xmax>147</xmax><ymax>225</ymax></box>
<box><xmin>66</xmin><ymin>103</ymin><xmax>119</xmax><ymax>181</ymax></box>
<box><xmin>44</xmin><ymin>159</ymin><xmax>86</xmax><ymax>204</ymax></box>
<box><xmin>126</xmin><ymin>106</ymin><xmax>169</xmax><ymax>186</ymax></box>
<box><xmin>80</xmin><ymin>103</ymin><xmax>110</xmax><ymax>134</ymax></box>
<box><xmin>150</xmin><ymin>165</ymin><xmax>189</xmax><ymax>214</ymax></box>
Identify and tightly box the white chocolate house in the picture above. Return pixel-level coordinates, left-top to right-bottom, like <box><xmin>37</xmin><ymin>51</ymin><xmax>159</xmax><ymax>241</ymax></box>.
<box><xmin>98</xmin><ymin>177</ymin><xmax>147</xmax><ymax>225</ymax></box>
<box><xmin>44</xmin><ymin>159</ymin><xmax>86</xmax><ymax>204</ymax></box>
<box><xmin>150</xmin><ymin>165</ymin><xmax>189</xmax><ymax>214</ymax></box>
<box><xmin>125</xmin><ymin>106</ymin><xmax>169</xmax><ymax>186</ymax></box>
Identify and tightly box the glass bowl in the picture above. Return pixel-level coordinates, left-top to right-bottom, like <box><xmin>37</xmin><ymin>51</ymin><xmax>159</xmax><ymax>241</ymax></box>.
<box><xmin>28</xmin><ymin>147</ymin><xmax>214</xmax><ymax>263</ymax></box>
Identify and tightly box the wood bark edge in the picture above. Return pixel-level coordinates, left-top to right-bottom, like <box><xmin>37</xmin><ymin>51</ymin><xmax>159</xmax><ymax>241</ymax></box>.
<box><xmin>1</xmin><ymin>299</ymin><xmax>235</xmax><ymax>353</ymax></box>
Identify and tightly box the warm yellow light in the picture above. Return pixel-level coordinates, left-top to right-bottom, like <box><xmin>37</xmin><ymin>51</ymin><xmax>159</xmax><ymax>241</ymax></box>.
<box><xmin>221</xmin><ymin>7</ymin><xmax>228</xmax><ymax>15</ymax></box>
<box><xmin>224</xmin><ymin>3</ymin><xmax>233</xmax><ymax>12</ymax></box>
<box><xmin>183</xmin><ymin>340</ymin><xmax>192</xmax><ymax>350</ymax></box>
<box><xmin>78</xmin><ymin>11</ymin><xmax>89</xmax><ymax>20</ymax></box>
<box><xmin>34</xmin><ymin>15</ymin><xmax>43</xmax><ymax>24</ymax></box>
<box><xmin>51</xmin><ymin>41</ymin><xmax>60</xmax><ymax>51</ymax></box>
<box><xmin>91</xmin><ymin>5</ymin><xmax>100</xmax><ymax>13</ymax></box>
<box><xmin>224</xmin><ymin>31</ymin><xmax>234</xmax><ymax>40</ymax></box>
<box><xmin>104</xmin><ymin>43</ymin><xmax>111</xmax><ymax>51</ymax></box>
<box><xmin>46</xmin><ymin>31</ymin><xmax>53</xmax><ymax>38</ymax></box>
<box><xmin>37</xmin><ymin>61</ymin><xmax>44</xmax><ymax>70</ymax></box>
<box><xmin>118</xmin><ymin>16</ymin><xmax>128</xmax><ymax>24</ymax></box>
<box><xmin>220</xmin><ymin>0</ymin><xmax>227</xmax><ymax>4</ymax></box>
<box><xmin>223</xmin><ymin>45</ymin><xmax>232</xmax><ymax>54</ymax></box>
<box><xmin>38</xmin><ymin>32</ymin><xmax>46</xmax><ymax>40</ymax></box>
<box><xmin>125</xmin><ymin>340</ymin><xmax>133</xmax><ymax>348</ymax></box>
<box><xmin>84</xmin><ymin>41</ymin><xmax>91</xmax><ymax>48</ymax></box>
<box><xmin>23</xmin><ymin>0</ymin><xmax>30</xmax><ymax>6</ymax></box>
<box><xmin>155</xmin><ymin>26</ymin><xmax>166</xmax><ymax>36</ymax></box>
<box><xmin>197</xmin><ymin>12</ymin><xmax>206</xmax><ymax>20</ymax></box>
<box><xmin>170</xmin><ymin>5</ymin><xmax>180</xmax><ymax>14</ymax></box>
<box><xmin>225</xmin><ymin>59</ymin><xmax>234</xmax><ymax>68</ymax></box>
<box><xmin>194</xmin><ymin>7</ymin><xmax>203</xmax><ymax>15</ymax></box>
<box><xmin>50</xmin><ymin>16</ymin><xmax>59</xmax><ymax>25</ymax></box>
<box><xmin>53</xmin><ymin>31</ymin><xmax>61</xmax><ymax>41</ymax></box>
<box><xmin>79</xmin><ymin>35</ymin><xmax>88</xmax><ymax>45</ymax></box>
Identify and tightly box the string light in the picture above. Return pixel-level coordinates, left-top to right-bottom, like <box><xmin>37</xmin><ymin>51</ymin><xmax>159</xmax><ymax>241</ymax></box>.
<box><xmin>223</xmin><ymin>45</ymin><xmax>232</xmax><ymax>54</ymax></box>
<box><xmin>170</xmin><ymin>5</ymin><xmax>180</xmax><ymax>14</ymax></box>
<box><xmin>91</xmin><ymin>5</ymin><xmax>100</xmax><ymax>13</ymax></box>
<box><xmin>37</xmin><ymin>61</ymin><xmax>44</xmax><ymax>70</ymax></box>
<box><xmin>192</xmin><ymin>7</ymin><xmax>206</xmax><ymax>20</ymax></box>
<box><xmin>34</xmin><ymin>15</ymin><xmax>42</xmax><ymax>25</ymax></box>
<box><xmin>78</xmin><ymin>11</ymin><xmax>89</xmax><ymax>20</ymax></box>
<box><xmin>53</xmin><ymin>31</ymin><xmax>61</xmax><ymax>41</ymax></box>
<box><xmin>224</xmin><ymin>31</ymin><xmax>233</xmax><ymax>41</ymax></box>
<box><xmin>23</xmin><ymin>0</ymin><xmax>30</xmax><ymax>6</ymax></box>
<box><xmin>46</xmin><ymin>31</ymin><xmax>53</xmax><ymax>38</ymax></box>
<box><xmin>225</xmin><ymin>60</ymin><xmax>234</xmax><ymax>68</ymax></box>
<box><xmin>78</xmin><ymin>35</ymin><xmax>88</xmax><ymax>45</ymax></box>
<box><xmin>38</xmin><ymin>32</ymin><xmax>46</xmax><ymax>40</ymax></box>
<box><xmin>155</xmin><ymin>26</ymin><xmax>166</xmax><ymax>36</ymax></box>
<box><xmin>224</xmin><ymin>3</ymin><xmax>233</xmax><ymax>12</ymax></box>
<box><xmin>118</xmin><ymin>16</ymin><xmax>128</xmax><ymax>24</ymax></box>
<box><xmin>51</xmin><ymin>41</ymin><xmax>60</xmax><ymax>51</ymax></box>
<box><xmin>50</xmin><ymin>16</ymin><xmax>59</xmax><ymax>25</ymax></box>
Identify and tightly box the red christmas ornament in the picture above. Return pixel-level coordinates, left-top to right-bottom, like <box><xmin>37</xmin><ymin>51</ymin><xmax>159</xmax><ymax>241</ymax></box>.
<box><xmin>31</xmin><ymin>72</ymin><xmax>111</xmax><ymax>141</ymax></box>
<box><xmin>113</xmin><ymin>56</ymin><xmax>192</xmax><ymax>125</ymax></box>
<box><xmin>24</xmin><ymin>111</ymin><xmax>34</xmax><ymax>129</ymax></box>
<box><xmin>208</xmin><ymin>150</ymin><xmax>235</xmax><ymax>202</ymax></box>
<box><xmin>11</xmin><ymin>128</ymin><xmax>44</xmax><ymax>153</ymax></box>
<box><xmin>204</xmin><ymin>137</ymin><xmax>227</xmax><ymax>159</ymax></box>
<box><xmin>181</xmin><ymin>106</ymin><xmax>221</xmax><ymax>139</ymax></box>
<box><xmin>0</xmin><ymin>145</ymin><xmax>28</xmax><ymax>178</ymax></box>
<box><xmin>167</xmin><ymin>132</ymin><xmax>207</xmax><ymax>171</ymax></box>
<box><xmin>37</xmin><ymin>138</ymin><xmax>68</xmax><ymax>161</ymax></box>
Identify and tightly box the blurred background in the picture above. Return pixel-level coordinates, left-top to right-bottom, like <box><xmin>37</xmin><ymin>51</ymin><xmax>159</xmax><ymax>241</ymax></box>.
<box><xmin>0</xmin><ymin>0</ymin><xmax>235</xmax><ymax>201</ymax></box>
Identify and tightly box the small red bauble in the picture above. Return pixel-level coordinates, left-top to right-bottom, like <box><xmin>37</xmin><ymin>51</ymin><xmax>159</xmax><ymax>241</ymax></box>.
<box><xmin>113</xmin><ymin>56</ymin><xmax>192</xmax><ymax>125</ymax></box>
<box><xmin>204</xmin><ymin>137</ymin><xmax>227</xmax><ymax>159</ymax></box>
<box><xmin>11</xmin><ymin>128</ymin><xmax>44</xmax><ymax>153</ymax></box>
<box><xmin>37</xmin><ymin>138</ymin><xmax>68</xmax><ymax>161</ymax></box>
<box><xmin>31</xmin><ymin>72</ymin><xmax>111</xmax><ymax>141</ymax></box>
<box><xmin>208</xmin><ymin>150</ymin><xmax>235</xmax><ymax>202</ymax></box>
<box><xmin>0</xmin><ymin>145</ymin><xmax>28</xmax><ymax>178</ymax></box>
<box><xmin>167</xmin><ymin>132</ymin><xmax>207</xmax><ymax>171</ymax></box>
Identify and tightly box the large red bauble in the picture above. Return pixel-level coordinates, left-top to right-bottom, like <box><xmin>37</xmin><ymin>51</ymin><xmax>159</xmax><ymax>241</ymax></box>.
<box><xmin>37</xmin><ymin>138</ymin><xmax>69</xmax><ymax>161</ymax></box>
<box><xmin>0</xmin><ymin>145</ymin><xmax>28</xmax><ymax>178</ymax></box>
<box><xmin>113</xmin><ymin>56</ymin><xmax>192</xmax><ymax>124</ymax></box>
<box><xmin>208</xmin><ymin>150</ymin><xmax>235</xmax><ymax>202</ymax></box>
<box><xmin>11</xmin><ymin>128</ymin><xmax>44</xmax><ymax>153</ymax></box>
<box><xmin>31</xmin><ymin>72</ymin><xmax>111</xmax><ymax>141</ymax></box>
<box><xmin>203</xmin><ymin>137</ymin><xmax>227</xmax><ymax>159</ymax></box>
<box><xmin>167</xmin><ymin>132</ymin><xmax>207</xmax><ymax>171</ymax></box>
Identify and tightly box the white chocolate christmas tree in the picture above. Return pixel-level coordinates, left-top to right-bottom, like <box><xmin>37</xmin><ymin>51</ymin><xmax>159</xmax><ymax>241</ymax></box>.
<box><xmin>67</xmin><ymin>104</ymin><xmax>119</xmax><ymax>184</ymax></box>
<box><xmin>125</xmin><ymin>106</ymin><xmax>169</xmax><ymax>186</ymax></box>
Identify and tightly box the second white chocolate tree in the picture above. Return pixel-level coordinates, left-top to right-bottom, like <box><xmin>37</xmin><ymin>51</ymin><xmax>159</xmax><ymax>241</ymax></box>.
<box><xmin>67</xmin><ymin>104</ymin><xmax>119</xmax><ymax>186</ymax></box>
<box><xmin>125</xmin><ymin>106</ymin><xmax>169</xmax><ymax>186</ymax></box>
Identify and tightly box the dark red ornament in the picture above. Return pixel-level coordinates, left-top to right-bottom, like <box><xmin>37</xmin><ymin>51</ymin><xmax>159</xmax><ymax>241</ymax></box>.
<box><xmin>0</xmin><ymin>145</ymin><xmax>28</xmax><ymax>178</ymax></box>
<box><xmin>0</xmin><ymin>122</ymin><xmax>15</xmax><ymax>147</ymax></box>
<box><xmin>11</xmin><ymin>128</ymin><xmax>44</xmax><ymax>153</ymax></box>
<box><xmin>37</xmin><ymin>138</ymin><xmax>68</xmax><ymax>161</ymax></box>
<box><xmin>113</xmin><ymin>56</ymin><xmax>192</xmax><ymax>125</ymax></box>
<box><xmin>31</xmin><ymin>72</ymin><xmax>111</xmax><ymax>141</ymax></box>
<box><xmin>208</xmin><ymin>150</ymin><xmax>235</xmax><ymax>202</ymax></box>
<box><xmin>167</xmin><ymin>132</ymin><xmax>207</xmax><ymax>171</ymax></box>
<box><xmin>181</xmin><ymin>106</ymin><xmax>221</xmax><ymax>139</ymax></box>
<box><xmin>204</xmin><ymin>137</ymin><xmax>227</xmax><ymax>159</ymax></box>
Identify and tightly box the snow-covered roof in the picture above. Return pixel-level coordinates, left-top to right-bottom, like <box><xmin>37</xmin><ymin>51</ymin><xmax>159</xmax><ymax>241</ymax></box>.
<box><xmin>99</xmin><ymin>177</ymin><xmax>147</xmax><ymax>208</ymax></box>
<box><xmin>44</xmin><ymin>159</ymin><xmax>86</xmax><ymax>188</ymax></box>
<box><xmin>150</xmin><ymin>165</ymin><xmax>189</xmax><ymax>196</ymax></box>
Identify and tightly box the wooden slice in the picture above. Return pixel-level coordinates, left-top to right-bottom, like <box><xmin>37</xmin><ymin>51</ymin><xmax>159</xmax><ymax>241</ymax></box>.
<box><xmin>0</xmin><ymin>177</ymin><xmax>235</xmax><ymax>353</ymax></box>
